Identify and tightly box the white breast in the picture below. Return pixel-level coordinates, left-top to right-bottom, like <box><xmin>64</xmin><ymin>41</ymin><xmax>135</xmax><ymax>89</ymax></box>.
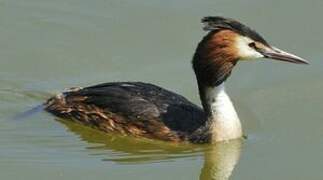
<box><xmin>205</xmin><ymin>84</ymin><xmax>243</xmax><ymax>142</ymax></box>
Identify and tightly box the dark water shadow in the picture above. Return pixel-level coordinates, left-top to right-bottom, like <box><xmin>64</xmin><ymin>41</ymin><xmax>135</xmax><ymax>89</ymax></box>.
<box><xmin>58</xmin><ymin>119</ymin><xmax>243</xmax><ymax>180</ymax></box>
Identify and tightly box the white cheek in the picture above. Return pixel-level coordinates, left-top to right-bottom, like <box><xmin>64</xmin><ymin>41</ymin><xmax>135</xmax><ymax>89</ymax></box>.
<box><xmin>236</xmin><ymin>37</ymin><xmax>264</xmax><ymax>60</ymax></box>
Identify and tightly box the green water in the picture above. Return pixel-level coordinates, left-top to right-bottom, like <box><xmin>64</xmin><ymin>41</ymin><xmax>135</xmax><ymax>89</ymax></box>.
<box><xmin>1</xmin><ymin>0</ymin><xmax>323</xmax><ymax>179</ymax></box>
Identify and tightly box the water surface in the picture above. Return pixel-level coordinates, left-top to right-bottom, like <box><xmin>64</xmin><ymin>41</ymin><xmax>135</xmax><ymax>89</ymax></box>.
<box><xmin>1</xmin><ymin>0</ymin><xmax>323</xmax><ymax>179</ymax></box>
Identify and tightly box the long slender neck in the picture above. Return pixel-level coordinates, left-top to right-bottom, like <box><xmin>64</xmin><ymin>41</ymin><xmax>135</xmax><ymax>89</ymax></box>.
<box><xmin>200</xmin><ymin>83</ymin><xmax>242</xmax><ymax>142</ymax></box>
<box><xmin>191</xmin><ymin>30</ymin><xmax>242</xmax><ymax>142</ymax></box>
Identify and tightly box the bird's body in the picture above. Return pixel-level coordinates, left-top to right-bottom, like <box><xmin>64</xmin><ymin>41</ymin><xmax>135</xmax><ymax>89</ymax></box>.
<box><xmin>46</xmin><ymin>82</ymin><xmax>208</xmax><ymax>142</ymax></box>
<box><xmin>45</xmin><ymin>16</ymin><xmax>308</xmax><ymax>143</ymax></box>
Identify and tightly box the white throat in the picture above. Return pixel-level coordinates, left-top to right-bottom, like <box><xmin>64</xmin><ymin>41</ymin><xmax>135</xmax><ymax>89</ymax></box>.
<box><xmin>205</xmin><ymin>83</ymin><xmax>242</xmax><ymax>142</ymax></box>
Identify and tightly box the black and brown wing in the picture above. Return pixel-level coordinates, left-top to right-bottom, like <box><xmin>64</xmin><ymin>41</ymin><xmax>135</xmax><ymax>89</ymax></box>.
<box><xmin>45</xmin><ymin>82</ymin><xmax>206</xmax><ymax>142</ymax></box>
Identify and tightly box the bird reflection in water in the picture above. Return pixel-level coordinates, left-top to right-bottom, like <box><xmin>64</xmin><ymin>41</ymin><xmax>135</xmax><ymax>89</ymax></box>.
<box><xmin>58</xmin><ymin>119</ymin><xmax>243</xmax><ymax>180</ymax></box>
<box><xmin>200</xmin><ymin>140</ymin><xmax>242</xmax><ymax>180</ymax></box>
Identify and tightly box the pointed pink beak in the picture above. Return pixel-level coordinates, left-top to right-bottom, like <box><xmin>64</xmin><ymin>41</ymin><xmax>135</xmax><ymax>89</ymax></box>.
<box><xmin>260</xmin><ymin>46</ymin><xmax>309</xmax><ymax>64</ymax></box>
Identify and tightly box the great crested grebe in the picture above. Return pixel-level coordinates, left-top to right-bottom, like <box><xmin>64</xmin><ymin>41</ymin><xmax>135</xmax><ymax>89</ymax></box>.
<box><xmin>45</xmin><ymin>16</ymin><xmax>308</xmax><ymax>143</ymax></box>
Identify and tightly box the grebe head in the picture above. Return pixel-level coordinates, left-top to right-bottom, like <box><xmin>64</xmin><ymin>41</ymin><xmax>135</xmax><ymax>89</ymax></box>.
<box><xmin>202</xmin><ymin>16</ymin><xmax>309</xmax><ymax>64</ymax></box>
<box><xmin>193</xmin><ymin>16</ymin><xmax>308</xmax><ymax>87</ymax></box>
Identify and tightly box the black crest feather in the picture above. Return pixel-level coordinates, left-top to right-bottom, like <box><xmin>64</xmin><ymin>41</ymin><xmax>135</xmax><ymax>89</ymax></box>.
<box><xmin>202</xmin><ymin>16</ymin><xmax>269</xmax><ymax>46</ymax></box>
